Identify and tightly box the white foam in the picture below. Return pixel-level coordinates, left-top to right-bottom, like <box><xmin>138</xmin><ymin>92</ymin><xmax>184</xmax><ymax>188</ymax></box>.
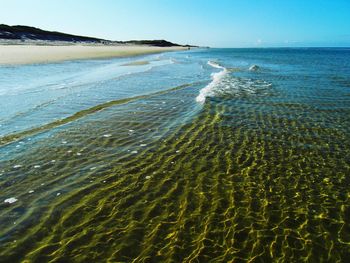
<box><xmin>249</xmin><ymin>65</ymin><xmax>260</xmax><ymax>71</ymax></box>
<box><xmin>196</xmin><ymin>61</ymin><xmax>228</xmax><ymax>103</ymax></box>
<box><xmin>4</xmin><ymin>197</ymin><xmax>17</xmax><ymax>204</ymax></box>
<box><xmin>207</xmin><ymin>61</ymin><xmax>225</xmax><ymax>69</ymax></box>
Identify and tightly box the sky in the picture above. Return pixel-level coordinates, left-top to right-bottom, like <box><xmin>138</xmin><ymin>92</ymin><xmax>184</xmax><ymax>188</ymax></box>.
<box><xmin>2</xmin><ymin>0</ymin><xmax>350</xmax><ymax>47</ymax></box>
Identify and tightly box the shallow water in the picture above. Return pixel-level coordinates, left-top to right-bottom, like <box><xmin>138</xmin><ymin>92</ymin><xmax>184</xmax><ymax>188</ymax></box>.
<box><xmin>0</xmin><ymin>48</ymin><xmax>350</xmax><ymax>262</ymax></box>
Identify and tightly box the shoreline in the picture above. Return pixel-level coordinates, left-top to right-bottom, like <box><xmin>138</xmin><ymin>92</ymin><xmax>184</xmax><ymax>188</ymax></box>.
<box><xmin>0</xmin><ymin>44</ymin><xmax>187</xmax><ymax>65</ymax></box>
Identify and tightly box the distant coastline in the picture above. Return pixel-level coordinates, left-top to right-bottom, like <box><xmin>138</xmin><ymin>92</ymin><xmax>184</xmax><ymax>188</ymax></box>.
<box><xmin>0</xmin><ymin>24</ymin><xmax>196</xmax><ymax>65</ymax></box>
<box><xmin>0</xmin><ymin>24</ymin><xmax>197</xmax><ymax>47</ymax></box>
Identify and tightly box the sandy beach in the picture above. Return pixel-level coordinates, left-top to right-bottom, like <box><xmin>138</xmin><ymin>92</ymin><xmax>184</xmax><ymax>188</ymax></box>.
<box><xmin>0</xmin><ymin>44</ymin><xmax>186</xmax><ymax>65</ymax></box>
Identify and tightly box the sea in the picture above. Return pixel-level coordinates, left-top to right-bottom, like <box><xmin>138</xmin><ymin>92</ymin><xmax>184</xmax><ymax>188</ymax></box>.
<box><xmin>0</xmin><ymin>48</ymin><xmax>349</xmax><ymax>262</ymax></box>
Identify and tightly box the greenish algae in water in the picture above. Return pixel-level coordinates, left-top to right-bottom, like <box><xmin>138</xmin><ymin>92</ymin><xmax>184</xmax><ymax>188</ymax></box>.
<box><xmin>122</xmin><ymin>61</ymin><xmax>150</xmax><ymax>66</ymax></box>
<box><xmin>0</xmin><ymin>48</ymin><xmax>349</xmax><ymax>262</ymax></box>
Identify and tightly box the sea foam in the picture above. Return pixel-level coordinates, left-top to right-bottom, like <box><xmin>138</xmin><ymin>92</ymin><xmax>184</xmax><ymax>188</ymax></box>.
<box><xmin>196</xmin><ymin>61</ymin><xmax>228</xmax><ymax>103</ymax></box>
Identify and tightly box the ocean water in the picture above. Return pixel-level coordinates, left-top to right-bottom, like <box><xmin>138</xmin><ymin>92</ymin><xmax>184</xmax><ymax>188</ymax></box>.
<box><xmin>0</xmin><ymin>48</ymin><xmax>350</xmax><ymax>262</ymax></box>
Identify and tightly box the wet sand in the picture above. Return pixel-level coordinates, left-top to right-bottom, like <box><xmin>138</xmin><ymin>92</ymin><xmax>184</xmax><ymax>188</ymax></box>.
<box><xmin>0</xmin><ymin>44</ymin><xmax>186</xmax><ymax>65</ymax></box>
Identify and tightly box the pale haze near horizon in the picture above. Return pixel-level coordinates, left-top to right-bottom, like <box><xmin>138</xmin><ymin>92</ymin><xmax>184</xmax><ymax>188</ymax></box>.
<box><xmin>2</xmin><ymin>0</ymin><xmax>350</xmax><ymax>47</ymax></box>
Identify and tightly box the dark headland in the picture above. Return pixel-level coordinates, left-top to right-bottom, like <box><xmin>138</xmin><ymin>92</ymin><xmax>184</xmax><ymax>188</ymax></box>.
<box><xmin>0</xmin><ymin>24</ymin><xmax>196</xmax><ymax>47</ymax></box>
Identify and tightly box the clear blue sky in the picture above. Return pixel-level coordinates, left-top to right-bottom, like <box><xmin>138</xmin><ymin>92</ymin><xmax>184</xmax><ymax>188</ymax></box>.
<box><xmin>2</xmin><ymin>0</ymin><xmax>350</xmax><ymax>47</ymax></box>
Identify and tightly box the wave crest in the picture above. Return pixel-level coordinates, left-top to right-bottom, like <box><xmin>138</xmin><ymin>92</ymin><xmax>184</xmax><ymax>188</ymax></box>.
<box><xmin>196</xmin><ymin>61</ymin><xmax>228</xmax><ymax>103</ymax></box>
<box><xmin>196</xmin><ymin>61</ymin><xmax>273</xmax><ymax>104</ymax></box>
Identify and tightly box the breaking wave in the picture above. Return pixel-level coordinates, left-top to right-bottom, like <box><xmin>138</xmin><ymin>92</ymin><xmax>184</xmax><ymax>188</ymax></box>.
<box><xmin>196</xmin><ymin>61</ymin><xmax>228</xmax><ymax>103</ymax></box>
<box><xmin>196</xmin><ymin>61</ymin><xmax>271</xmax><ymax>103</ymax></box>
